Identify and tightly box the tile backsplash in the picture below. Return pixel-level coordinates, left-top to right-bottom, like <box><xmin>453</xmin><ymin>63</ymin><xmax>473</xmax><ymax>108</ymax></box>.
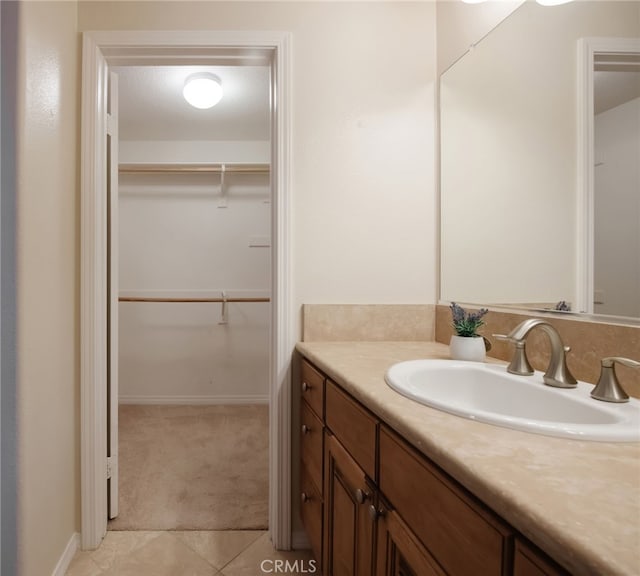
<box><xmin>302</xmin><ymin>304</ymin><xmax>435</xmax><ymax>342</ymax></box>
<box><xmin>435</xmin><ymin>305</ymin><xmax>640</xmax><ymax>399</ymax></box>
<box><xmin>299</xmin><ymin>303</ymin><xmax>639</xmax><ymax>398</ymax></box>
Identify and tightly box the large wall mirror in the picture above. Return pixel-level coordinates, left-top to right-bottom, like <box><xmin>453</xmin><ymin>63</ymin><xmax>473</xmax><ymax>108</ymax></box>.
<box><xmin>440</xmin><ymin>0</ymin><xmax>640</xmax><ymax>321</ymax></box>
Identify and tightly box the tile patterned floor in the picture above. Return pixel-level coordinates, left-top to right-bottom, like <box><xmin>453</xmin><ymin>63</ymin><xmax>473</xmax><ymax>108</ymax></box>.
<box><xmin>65</xmin><ymin>531</ymin><xmax>317</xmax><ymax>576</ymax></box>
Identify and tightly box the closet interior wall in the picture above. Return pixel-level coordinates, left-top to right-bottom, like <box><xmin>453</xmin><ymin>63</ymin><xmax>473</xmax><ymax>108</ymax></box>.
<box><xmin>118</xmin><ymin>140</ymin><xmax>271</xmax><ymax>404</ymax></box>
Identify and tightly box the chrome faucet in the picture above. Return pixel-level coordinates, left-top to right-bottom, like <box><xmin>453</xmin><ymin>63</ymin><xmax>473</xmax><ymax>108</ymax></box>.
<box><xmin>496</xmin><ymin>319</ymin><xmax>577</xmax><ymax>388</ymax></box>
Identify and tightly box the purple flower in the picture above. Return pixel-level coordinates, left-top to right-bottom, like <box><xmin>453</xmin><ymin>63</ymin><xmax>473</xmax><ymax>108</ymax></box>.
<box><xmin>450</xmin><ymin>302</ymin><xmax>488</xmax><ymax>337</ymax></box>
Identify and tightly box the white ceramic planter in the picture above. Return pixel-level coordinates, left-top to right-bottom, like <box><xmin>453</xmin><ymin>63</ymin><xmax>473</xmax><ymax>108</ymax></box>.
<box><xmin>449</xmin><ymin>335</ymin><xmax>486</xmax><ymax>362</ymax></box>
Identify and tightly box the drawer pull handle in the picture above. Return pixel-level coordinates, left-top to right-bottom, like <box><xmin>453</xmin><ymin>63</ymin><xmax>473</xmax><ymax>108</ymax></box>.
<box><xmin>301</xmin><ymin>492</ymin><xmax>311</xmax><ymax>503</ymax></box>
<box><xmin>301</xmin><ymin>424</ymin><xmax>311</xmax><ymax>434</ymax></box>
<box><xmin>302</xmin><ymin>381</ymin><xmax>311</xmax><ymax>392</ymax></box>
<box><xmin>355</xmin><ymin>489</ymin><xmax>369</xmax><ymax>504</ymax></box>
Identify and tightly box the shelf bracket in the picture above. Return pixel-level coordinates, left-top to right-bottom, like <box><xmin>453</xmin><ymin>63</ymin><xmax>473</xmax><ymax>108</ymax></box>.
<box><xmin>218</xmin><ymin>163</ymin><xmax>227</xmax><ymax>208</ymax></box>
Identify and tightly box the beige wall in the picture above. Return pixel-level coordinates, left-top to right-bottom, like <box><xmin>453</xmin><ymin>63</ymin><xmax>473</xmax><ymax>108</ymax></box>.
<box><xmin>78</xmin><ymin>1</ymin><xmax>439</xmax><ymax>317</ymax></box>
<box><xmin>17</xmin><ymin>2</ymin><xmax>79</xmax><ymax>575</ymax></box>
<box><xmin>13</xmin><ymin>1</ymin><xmax>436</xmax><ymax>569</ymax></box>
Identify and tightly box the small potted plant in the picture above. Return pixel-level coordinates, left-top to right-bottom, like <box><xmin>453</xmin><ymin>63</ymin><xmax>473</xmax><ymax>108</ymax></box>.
<box><xmin>449</xmin><ymin>302</ymin><xmax>488</xmax><ymax>361</ymax></box>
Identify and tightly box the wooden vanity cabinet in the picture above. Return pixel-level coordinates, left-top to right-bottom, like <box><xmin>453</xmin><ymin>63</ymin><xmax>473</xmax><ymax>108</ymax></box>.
<box><xmin>300</xmin><ymin>359</ymin><xmax>326</xmax><ymax>566</ymax></box>
<box><xmin>379</xmin><ymin>426</ymin><xmax>513</xmax><ymax>576</ymax></box>
<box><xmin>299</xmin><ymin>357</ymin><xmax>567</xmax><ymax>576</ymax></box>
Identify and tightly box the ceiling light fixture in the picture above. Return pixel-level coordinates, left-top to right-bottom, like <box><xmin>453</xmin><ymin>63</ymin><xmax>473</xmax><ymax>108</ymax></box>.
<box><xmin>183</xmin><ymin>73</ymin><xmax>223</xmax><ymax>109</ymax></box>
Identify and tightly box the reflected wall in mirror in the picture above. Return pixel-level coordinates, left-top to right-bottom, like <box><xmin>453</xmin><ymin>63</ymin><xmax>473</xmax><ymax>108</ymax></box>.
<box><xmin>440</xmin><ymin>0</ymin><xmax>640</xmax><ymax>319</ymax></box>
<box><xmin>592</xmin><ymin>46</ymin><xmax>640</xmax><ymax>317</ymax></box>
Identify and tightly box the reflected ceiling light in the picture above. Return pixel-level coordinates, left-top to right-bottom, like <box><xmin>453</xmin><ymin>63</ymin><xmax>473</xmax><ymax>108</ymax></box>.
<box><xmin>183</xmin><ymin>73</ymin><xmax>223</xmax><ymax>109</ymax></box>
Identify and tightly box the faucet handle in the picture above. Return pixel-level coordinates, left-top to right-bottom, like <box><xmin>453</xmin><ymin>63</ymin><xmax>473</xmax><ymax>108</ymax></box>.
<box><xmin>493</xmin><ymin>334</ymin><xmax>534</xmax><ymax>376</ymax></box>
<box><xmin>591</xmin><ymin>357</ymin><xmax>640</xmax><ymax>403</ymax></box>
<box><xmin>493</xmin><ymin>333</ymin><xmax>513</xmax><ymax>342</ymax></box>
<box><xmin>602</xmin><ymin>357</ymin><xmax>640</xmax><ymax>370</ymax></box>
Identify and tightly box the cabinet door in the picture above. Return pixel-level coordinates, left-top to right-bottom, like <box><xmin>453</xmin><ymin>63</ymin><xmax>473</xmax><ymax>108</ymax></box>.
<box><xmin>375</xmin><ymin>504</ymin><xmax>446</xmax><ymax>576</ymax></box>
<box><xmin>514</xmin><ymin>540</ymin><xmax>569</xmax><ymax>576</ymax></box>
<box><xmin>324</xmin><ymin>432</ymin><xmax>375</xmax><ymax>576</ymax></box>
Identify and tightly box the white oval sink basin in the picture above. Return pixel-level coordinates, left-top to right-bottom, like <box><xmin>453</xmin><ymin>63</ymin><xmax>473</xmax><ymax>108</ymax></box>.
<box><xmin>385</xmin><ymin>360</ymin><xmax>640</xmax><ymax>442</ymax></box>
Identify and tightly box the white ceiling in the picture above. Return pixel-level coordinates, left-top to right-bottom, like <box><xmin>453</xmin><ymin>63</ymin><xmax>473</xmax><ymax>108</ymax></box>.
<box><xmin>114</xmin><ymin>65</ymin><xmax>271</xmax><ymax>142</ymax></box>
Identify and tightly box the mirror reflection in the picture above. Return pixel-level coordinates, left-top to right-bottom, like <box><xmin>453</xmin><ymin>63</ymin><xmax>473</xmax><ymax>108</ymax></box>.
<box><xmin>440</xmin><ymin>0</ymin><xmax>640</xmax><ymax>319</ymax></box>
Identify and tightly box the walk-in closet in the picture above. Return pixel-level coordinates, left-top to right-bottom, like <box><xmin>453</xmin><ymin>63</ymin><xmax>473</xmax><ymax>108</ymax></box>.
<box><xmin>108</xmin><ymin>65</ymin><xmax>271</xmax><ymax>531</ymax></box>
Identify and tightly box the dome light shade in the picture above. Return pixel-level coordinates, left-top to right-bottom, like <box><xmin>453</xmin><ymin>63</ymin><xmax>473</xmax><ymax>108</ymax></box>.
<box><xmin>183</xmin><ymin>73</ymin><xmax>223</xmax><ymax>109</ymax></box>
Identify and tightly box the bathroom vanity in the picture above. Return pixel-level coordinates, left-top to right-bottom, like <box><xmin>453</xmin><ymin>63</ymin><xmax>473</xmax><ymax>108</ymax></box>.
<box><xmin>296</xmin><ymin>341</ymin><xmax>640</xmax><ymax>576</ymax></box>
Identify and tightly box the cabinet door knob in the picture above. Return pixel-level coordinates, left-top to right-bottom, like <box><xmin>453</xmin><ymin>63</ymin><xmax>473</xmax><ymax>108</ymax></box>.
<box><xmin>368</xmin><ymin>504</ymin><xmax>382</xmax><ymax>521</ymax></box>
<box><xmin>302</xmin><ymin>381</ymin><xmax>311</xmax><ymax>392</ymax></box>
<box><xmin>355</xmin><ymin>488</ymin><xmax>369</xmax><ymax>504</ymax></box>
<box><xmin>301</xmin><ymin>424</ymin><xmax>310</xmax><ymax>434</ymax></box>
<box><xmin>301</xmin><ymin>492</ymin><xmax>311</xmax><ymax>503</ymax></box>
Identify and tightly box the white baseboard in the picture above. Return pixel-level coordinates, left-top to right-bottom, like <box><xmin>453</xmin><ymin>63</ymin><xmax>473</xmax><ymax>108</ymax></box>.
<box><xmin>119</xmin><ymin>394</ymin><xmax>269</xmax><ymax>405</ymax></box>
<box><xmin>52</xmin><ymin>532</ymin><xmax>79</xmax><ymax>576</ymax></box>
<box><xmin>291</xmin><ymin>529</ymin><xmax>310</xmax><ymax>550</ymax></box>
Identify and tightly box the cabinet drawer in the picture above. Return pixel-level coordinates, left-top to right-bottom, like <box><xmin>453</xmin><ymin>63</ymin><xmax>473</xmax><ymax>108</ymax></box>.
<box><xmin>301</xmin><ymin>359</ymin><xmax>325</xmax><ymax>418</ymax></box>
<box><xmin>379</xmin><ymin>426</ymin><xmax>512</xmax><ymax>576</ymax></box>
<box><xmin>301</xmin><ymin>465</ymin><xmax>323</xmax><ymax>568</ymax></box>
<box><xmin>301</xmin><ymin>400</ymin><xmax>324</xmax><ymax>494</ymax></box>
<box><xmin>325</xmin><ymin>380</ymin><xmax>377</xmax><ymax>480</ymax></box>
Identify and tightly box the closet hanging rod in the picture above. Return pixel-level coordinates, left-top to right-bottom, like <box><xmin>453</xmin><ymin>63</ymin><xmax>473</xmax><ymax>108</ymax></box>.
<box><xmin>118</xmin><ymin>163</ymin><xmax>270</xmax><ymax>175</ymax></box>
<box><xmin>119</xmin><ymin>296</ymin><xmax>270</xmax><ymax>303</ymax></box>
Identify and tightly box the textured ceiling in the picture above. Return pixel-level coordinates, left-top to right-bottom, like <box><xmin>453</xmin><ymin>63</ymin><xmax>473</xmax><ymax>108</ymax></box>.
<box><xmin>114</xmin><ymin>65</ymin><xmax>271</xmax><ymax>142</ymax></box>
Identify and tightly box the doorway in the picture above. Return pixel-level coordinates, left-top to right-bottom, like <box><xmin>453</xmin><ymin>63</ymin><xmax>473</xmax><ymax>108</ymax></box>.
<box><xmin>111</xmin><ymin>63</ymin><xmax>271</xmax><ymax>530</ymax></box>
<box><xmin>80</xmin><ymin>30</ymin><xmax>292</xmax><ymax>551</ymax></box>
<box><xmin>578</xmin><ymin>37</ymin><xmax>640</xmax><ymax>317</ymax></box>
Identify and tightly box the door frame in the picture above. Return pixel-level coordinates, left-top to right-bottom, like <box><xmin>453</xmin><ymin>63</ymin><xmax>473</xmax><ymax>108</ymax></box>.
<box><xmin>576</xmin><ymin>36</ymin><xmax>640</xmax><ymax>314</ymax></box>
<box><xmin>80</xmin><ymin>30</ymin><xmax>292</xmax><ymax>550</ymax></box>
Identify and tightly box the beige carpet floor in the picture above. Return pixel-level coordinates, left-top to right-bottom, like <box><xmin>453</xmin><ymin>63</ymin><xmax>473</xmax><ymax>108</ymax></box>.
<box><xmin>108</xmin><ymin>404</ymin><xmax>269</xmax><ymax>531</ymax></box>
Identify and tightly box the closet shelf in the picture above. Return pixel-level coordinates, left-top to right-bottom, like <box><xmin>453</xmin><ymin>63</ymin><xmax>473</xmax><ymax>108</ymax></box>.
<box><xmin>118</xmin><ymin>162</ymin><xmax>270</xmax><ymax>175</ymax></box>
<box><xmin>119</xmin><ymin>296</ymin><xmax>270</xmax><ymax>303</ymax></box>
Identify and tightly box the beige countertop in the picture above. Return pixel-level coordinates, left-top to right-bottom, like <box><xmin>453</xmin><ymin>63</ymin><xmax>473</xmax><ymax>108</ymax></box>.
<box><xmin>295</xmin><ymin>340</ymin><xmax>640</xmax><ymax>576</ymax></box>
